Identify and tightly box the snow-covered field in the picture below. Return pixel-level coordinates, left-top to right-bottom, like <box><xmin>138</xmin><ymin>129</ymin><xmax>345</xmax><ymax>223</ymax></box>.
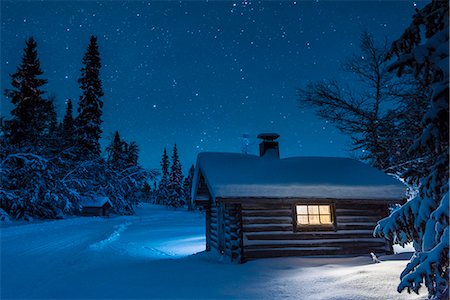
<box><xmin>1</xmin><ymin>204</ymin><xmax>426</xmax><ymax>299</ymax></box>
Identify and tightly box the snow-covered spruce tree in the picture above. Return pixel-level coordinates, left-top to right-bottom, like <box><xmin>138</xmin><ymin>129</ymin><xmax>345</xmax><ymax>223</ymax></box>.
<box><xmin>0</xmin><ymin>38</ymin><xmax>75</xmax><ymax>220</ymax></box>
<box><xmin>375</xmin><ymin>1</ymin><xmax>449</xmax><ymax>299</ymax></box>
<box><xmin>3</xmin><ymin>37</ymin><xmax>50</xmax><ymax>153</ymax></box>
<box><xmin>183</xmin><ymin>165</ymin><xmax>195</xmax><ymax>210</ymax></box>
<box><xmin>167</xmin><ymin>144</ymin><xmax>184</xmax><ymax>208</ymax></box>
<box><xmin>156</xmin><ymin>148</ymin><xmax>170</xmax><ymax>205</ymax></box>
<box><xmin>75</xmin><ymin>35</ymin><xmax>104</xmax><ymax>160</ymax></box>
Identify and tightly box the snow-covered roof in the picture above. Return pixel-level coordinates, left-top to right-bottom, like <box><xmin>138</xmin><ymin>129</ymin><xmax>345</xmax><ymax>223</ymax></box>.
<box><xmin>192</xmin><ymin>152</ymin><xmax>406</xmax><ymax>201</ymax></box>
<box><xmin>80</xmin><ymin>196</ymin><xmax>113</xmax><ymax>208</ymax></box>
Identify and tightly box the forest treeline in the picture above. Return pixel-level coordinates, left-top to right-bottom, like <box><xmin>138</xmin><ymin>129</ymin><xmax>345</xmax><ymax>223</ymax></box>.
<box><xmin>0</xmin><ymin>36</ymin><xmax>193</xmax><ymax>221</ymax></box>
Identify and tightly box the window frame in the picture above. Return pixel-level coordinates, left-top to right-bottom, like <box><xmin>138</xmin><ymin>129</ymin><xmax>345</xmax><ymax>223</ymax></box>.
<box><xmin>293</xmin><ymin>202</ymin><xmax>337</xmax><ymax>232</ymax></box>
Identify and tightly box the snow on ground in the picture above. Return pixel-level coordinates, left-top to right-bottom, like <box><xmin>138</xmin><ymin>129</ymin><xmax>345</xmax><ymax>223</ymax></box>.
<box><xmin>1</xmin><ymin>204</ymin><xmax>426</xmax><ymax>299</ymax></box>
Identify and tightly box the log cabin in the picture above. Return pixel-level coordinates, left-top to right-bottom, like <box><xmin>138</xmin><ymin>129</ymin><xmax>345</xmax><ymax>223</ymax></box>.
<box><xmin>81</xmin><ymin>196</ymin><xmax>113</xmax><ymax>217</ymax></box>
<box><xmin>191</xmin><ymin>133</ymin><xmax>406</xmax><ymax>263</ymax></box>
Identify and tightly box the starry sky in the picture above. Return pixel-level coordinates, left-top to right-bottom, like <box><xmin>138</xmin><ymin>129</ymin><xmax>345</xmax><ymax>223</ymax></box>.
<box><xmin>1</xmin><ymin>1</ymin><xmax>417</xmax><ymax>172</ymax></box>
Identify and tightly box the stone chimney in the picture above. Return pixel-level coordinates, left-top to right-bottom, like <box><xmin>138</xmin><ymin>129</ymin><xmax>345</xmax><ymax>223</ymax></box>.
<box><xmin>257</xmin><ymin>133</ymin><xmax>280</xmax><ymax>158</ymax></box>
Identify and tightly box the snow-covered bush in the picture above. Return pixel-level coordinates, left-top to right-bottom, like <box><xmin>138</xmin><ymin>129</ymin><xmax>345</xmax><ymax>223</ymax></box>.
<box><xmin>0</xmin><ymin>152</ymin><xmax>78</xmax><ymax>219</ymax></box>
<box><xmin>0</xmin><ymin>208</ymin><xmax>11</xmax><ymax>222</ymax></box>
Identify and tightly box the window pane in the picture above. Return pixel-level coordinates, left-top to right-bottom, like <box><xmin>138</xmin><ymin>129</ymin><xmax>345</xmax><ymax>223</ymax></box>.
<box><xmin>296</xmin><ymin>205</ymin><xmax>308</xmax><ymax>214</ymax></box>
<box><xmin>309</xmin><ymin>214</ymin><xmax>320</xmax><ymax>225</ymax></box>
<box><xmin>320</xmin><ymin>215</ymin><xmax>332</xmax><ymax>224</ymax></box>
<box><xmin>308</xmin><ymin>205</ymin><xmax>319</xmax><ymax>214</ymax></box>
<box><xmin>296</xmin><ymin>204</ymin><xmax>333</xmax><ymax>227</ymax></box>
<box><xmin>297</xmin><ymin>215</ymin><xmax>309</xmax><ymax>225</ymax></box>
<box><xmin>319</xmin><ymin>205</ymin><xmax>330</xmax><ymax>214</ymax></box>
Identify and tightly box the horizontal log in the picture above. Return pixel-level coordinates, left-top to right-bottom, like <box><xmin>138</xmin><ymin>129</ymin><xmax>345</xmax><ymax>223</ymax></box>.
<box><xmin>335</xmin><ymin>209</ymin><xmax>387</xmax><ymax>217</ymax></box>
<box><xmin>209</xmin><ymin>230</ymin><xmax>218</xmax><ymax>239</ymax></box>
<box><xmin>210</xmin><ymin>234</ymin><xmax>218</xmax><ymax>243</ymax></box>
<box><xmin>244</xmin><ymin>240</ymin><xmax>388</xmax><ymax>250</ymax></box>
<box><xmin>225</xmin><ymin>236</ymin><xmax>240</xmax><ymax>243</ymax></box>
<box><xmin>225</xmin><ymin>231</ymin><xmax>238</xmax><ymax>237</ymax></box>
<box><xmin>244</xmin><ymin>245</ymin><xmax>389</xmax><ymax>252</ymax></box>
<box><xmin>336</xmin><ymin>216</ymin><xmax>381</xmax><ymax>222</ymax></box>
<box><xmin>224</xmin><ymin>219</ymin><xmax>237</xmax><ymax>225</ymax></box>
<box><xmin>242</xmin><ymin>210</ymin><xmax>292</xmax><ymax>217</ymax></box>
<box><xmin>210</xmin><ymin>239</ymin><xmax>220</xmax><ymax>250</ymax></box>
<box><xmin>338</xmin><ymin>222</ymin><xmax>377</xmax><ymax>226</ymax></box>
<box><xmin>337</xmin><ymin>224</ymin><xmax>376</xmax><ymax>230</ymax></box>
<box><xmin>242</xmin><ymin>217</ymin><xmax>292</xmax><ymax>225</ymax></box>
<box><xmin>244</xmin><ymin>246</ymin><xmax>391</xmax><ymax>259</ymax></box>
<box><xmin>335</xmin><ymin>199</ymin><xmax>403</xmax><ymax>205</ymax></box>
<box><xmin>335</xmin><ymin>203</ymin><xmax>389</xmax><ymax>211</ymax></box>
<box><xmin>225</xmin><ymin>223</ymin><xmax>241</xmax><ymax>228</ymax></box>
<box><xmin>245</xmin><ymin>248</ymin><xmax>341</xmax><ymax>259</ymax></box>
<box><xmin>243</xmin><ymin>224</ymin><xmax>293</xmax><ymax>232</ymax></box>
<box><xmin>225</xmin><ymin>222</ymin><xmax>240</xmax><ymax>228</ymax></box>
<box><xmin>244</xmin><ymin>230</ymin><xmax>376</xmax><ymax>241</ymax></box>
<box><xmin>241</xmin><ymin>204</ymin><xmax>292</xmax><ymax>210</ymax></box>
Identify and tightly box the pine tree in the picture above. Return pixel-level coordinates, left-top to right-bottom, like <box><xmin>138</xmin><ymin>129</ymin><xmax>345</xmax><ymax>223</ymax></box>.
<box><xmin>40</xmin><ymin>95</ymin><xmax>59</xmax><ymax>155</ymax></box>
<box><xmin>61</xmin><ymin>99</ymin><xmax>75</xmax><ymax>145</ymax></box>
<box><xmin>375</xmin><ymin>2</ymin><xmax>449</xmax><ymax>299</ymax></box>
<box><xmin>156</xmin><ymin>148</ymin><xmax>170</xmax><ymax>205</ymax></box>
<box><xmin>4</xmin><ymin>37</ymin><xmax>48</xmax><ymax>151</ymax></box>
<box><xmin>75</xmin><ymin>35</ymin><xmax>104</xmax><ymax>160</ymax></box>
<box><xmin>125</xmin><ymin>141</ymin><xmax>139</xmax><ymax>167</ymax></box>
<box><xmin>107</xmin><ymin>131</ymin><xmax>124</xmax><ymax>169</ymax></box>
<box><xmin>183</xmin><ymin>165</ymin><xmax>195</xmax><ymax>210</ymax></box>
<box><xmin>167</xmin><ymin>144</ymin><xmax>184</xmax><ymax>208</ymax></box>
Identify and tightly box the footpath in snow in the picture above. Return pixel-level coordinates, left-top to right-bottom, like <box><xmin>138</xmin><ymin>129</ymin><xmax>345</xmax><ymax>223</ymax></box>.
<box><xmin>1</xmin><ymin>204</ymin><xmax>425</xmax><ymax>299</ymax></box>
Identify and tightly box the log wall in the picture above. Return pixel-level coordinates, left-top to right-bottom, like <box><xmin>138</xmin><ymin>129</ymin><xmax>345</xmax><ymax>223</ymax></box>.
<box><xmin>206</xmin><ymin>203</ymin><xmax>243</xmax><ymax>263</ymax></box>
<box><xmin>239</xmin><ymin>200</ymin><xmax>393</xmax><ymax>260</ymax></box>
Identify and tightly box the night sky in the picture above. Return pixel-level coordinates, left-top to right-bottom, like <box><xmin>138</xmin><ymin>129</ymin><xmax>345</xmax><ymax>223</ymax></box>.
<box><xmin>1</xmin><ymin>1</ymin><xmax>417</xmax><ymax>172</ymax></box>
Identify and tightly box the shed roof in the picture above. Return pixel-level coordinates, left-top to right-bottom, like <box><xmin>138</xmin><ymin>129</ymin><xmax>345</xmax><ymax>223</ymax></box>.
<box><xmin>80</xmin><ymin>196</ymin><xmax>113</xmax><ymax>208</ymax></box>
<box><xmin>192</xmin><ymin>152</ymin><xmax>406</xmax><ymax>201</ymax></box>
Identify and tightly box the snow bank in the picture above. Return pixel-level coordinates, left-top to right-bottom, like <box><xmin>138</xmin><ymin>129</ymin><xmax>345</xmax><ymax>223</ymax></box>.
<box><xmin>193</xmin><ymin>153</ymin><xmax>406</xmax><ymax>200</ymax></box>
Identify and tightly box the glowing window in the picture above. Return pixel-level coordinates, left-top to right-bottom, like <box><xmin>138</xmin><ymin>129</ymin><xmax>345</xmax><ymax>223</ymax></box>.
<box><xmin>296</xmin><ymin>204</ymin><xmax>333</xmax><ymax>226</ymax></box>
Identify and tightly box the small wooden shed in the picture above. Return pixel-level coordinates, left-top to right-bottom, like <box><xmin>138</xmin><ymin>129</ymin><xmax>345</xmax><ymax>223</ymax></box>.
<box><xmin>81</xmin><ymin>196</ymin><xmax>113</xmax><ymax>217</ymax></box>
<box><xmin>191</xmin><ymin>134</ymin><xmax>406</xmax><ymax>263</ymax></box>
